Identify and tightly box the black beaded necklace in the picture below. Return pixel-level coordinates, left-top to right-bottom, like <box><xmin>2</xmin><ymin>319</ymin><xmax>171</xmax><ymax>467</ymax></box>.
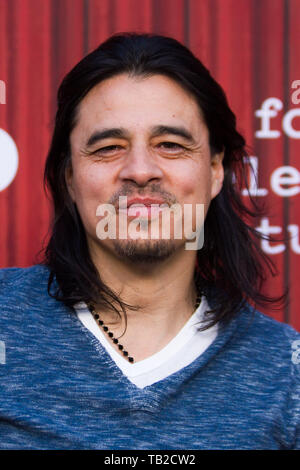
<box><xmin>88</xmin><ymin>295</ymin><xmax>202</xmax><ymax>364</ymax></box>
<box><xmin>88</xmin><ymin>303</ymin><xmax>135</xmax><ymax>363</ymax></box>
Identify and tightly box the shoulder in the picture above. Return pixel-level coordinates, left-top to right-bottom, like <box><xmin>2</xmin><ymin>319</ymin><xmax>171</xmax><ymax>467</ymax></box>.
<box><xmin>242</xmin><ymin>307</ymin><xmax>300</xmax><ymax>346</ymax></box>
<box><xmin>0</xmin><ymin>264</ymin><xmax>53</xmax><ymax>313</ymax></box>
<box><xmin>0</xmin><ymin>264</ymin><xmax>71</xmax><ymax>335</ymax></box>
<box><xmin>224</xmin><ymin>307</ymin><xmax>300</xmax><ymax>448</ymax></box>
<box><xmin>229</xmin><ymin>305</ymin><xmax>300</xmax><ymax>377</ymax></box>
<box><xmin>0</xmin><ymin>264</ymin><xmax>50</xmax><ymax>294</ymax></box>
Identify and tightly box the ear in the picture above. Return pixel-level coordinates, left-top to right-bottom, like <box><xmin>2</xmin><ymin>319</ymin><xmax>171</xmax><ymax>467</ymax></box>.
<box><xmin>210</xmin><ymin>150</ymin><xmax>224</xmax><ymax>200</ymax></box>
<box><xmin>65</xmin><ymin>162</ymin><xmax>76</xmax><ymax>202</ymax></box>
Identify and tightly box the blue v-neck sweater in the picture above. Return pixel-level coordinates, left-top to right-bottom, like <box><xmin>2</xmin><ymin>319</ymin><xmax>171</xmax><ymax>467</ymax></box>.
<box><xmin>0</xmin><ymin>264</ymin><xmax>299</xmax><ymax>450</ymax></box>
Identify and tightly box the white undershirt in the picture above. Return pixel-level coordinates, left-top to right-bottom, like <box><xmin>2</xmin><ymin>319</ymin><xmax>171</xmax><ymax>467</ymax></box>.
<box><xmin>75</xmin><ymin>297</ymin><xmax>218</xmax><ymax>389</ymax></box>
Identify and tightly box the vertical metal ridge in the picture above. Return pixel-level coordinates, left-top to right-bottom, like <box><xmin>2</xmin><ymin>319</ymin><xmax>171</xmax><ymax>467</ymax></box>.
<box><xmin>152</xmin><ymin>0</ymin><xmax>160</xmax><ymax>33</ymax></box>
<box><xmin>184</xmin><ymin>0</ymin><xmax>190</xmax><ymax>48</ymax></box>
<box><xmin>50</xmin><ymin>0</ymin><xmax>60</xmax><ymax>107</ymax></box>
<box><xmin>109</xmin><ymin>0</ymin><xmax>116</xmax><ymax>35</ymax></box>
<box><xmin>209</xmin><ymin>0</ymin><xmax>217</xmax><ymax>73</ymax></box>
<box><xmin>283</xmin><ymin>0</ymin><xmax>290</xmax><ymax>324</ymax></box>
<box><xmin>83</xmin><ymin>0</ymin><xmax>89</xmax><ymax>54</ymax></box>
<box><xmin>6</xmin><ymin>0</ymin><xmax>16</xmax><ymax>267</ymax></box>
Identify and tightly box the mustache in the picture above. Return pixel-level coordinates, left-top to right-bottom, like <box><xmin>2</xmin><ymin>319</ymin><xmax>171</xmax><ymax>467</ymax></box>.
<box><xmin>108</xmin><ymin>183</ymin><xmax>177</xmax><ymax>207</ymax></box>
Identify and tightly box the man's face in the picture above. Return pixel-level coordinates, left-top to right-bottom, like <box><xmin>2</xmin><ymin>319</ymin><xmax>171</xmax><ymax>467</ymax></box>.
<box><xmin>67</xmin><ymin>73</ymin><xmax>224</xmax><ymax>263</ymax></box>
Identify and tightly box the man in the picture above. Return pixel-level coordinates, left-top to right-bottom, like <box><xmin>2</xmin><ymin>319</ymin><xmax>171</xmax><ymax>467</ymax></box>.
<box><xmin>0</xmin><ymin>33</ymin><xmax>299</xmax><ymax>450</ymax></box>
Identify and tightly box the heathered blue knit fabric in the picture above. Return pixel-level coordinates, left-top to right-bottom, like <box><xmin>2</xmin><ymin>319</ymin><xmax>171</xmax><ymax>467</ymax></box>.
<box><xmin>0</xmin><ymin>264</ymin><xmax>300</xmax><ymax>450</ymax></box>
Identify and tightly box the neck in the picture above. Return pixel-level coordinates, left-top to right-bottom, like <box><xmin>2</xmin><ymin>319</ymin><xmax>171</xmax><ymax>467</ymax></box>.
<box><xmin>87</xmin><ymin>238</ymin><xmax>199</xmax><ymax>361</ymax></box>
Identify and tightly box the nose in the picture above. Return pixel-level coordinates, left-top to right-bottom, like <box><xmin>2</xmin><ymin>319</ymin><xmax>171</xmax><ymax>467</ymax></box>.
<box><xmin>118</xmin><ymin>144</ymin><xmax>163</xmax><ymax>187</ymax></box>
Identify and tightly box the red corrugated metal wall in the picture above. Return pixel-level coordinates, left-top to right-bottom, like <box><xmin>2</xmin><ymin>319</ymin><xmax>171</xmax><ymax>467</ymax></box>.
<box><xmin>0</xmin><ymin>0</ymin><xmax>300</xmax><ymax>330</ymax></box>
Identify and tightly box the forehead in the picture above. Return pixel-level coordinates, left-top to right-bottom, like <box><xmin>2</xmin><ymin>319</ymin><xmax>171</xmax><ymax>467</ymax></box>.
<box><xmin>72</xmin><ymin>73</ymin><xmax>207</xmax><ymax>138</ymax></box>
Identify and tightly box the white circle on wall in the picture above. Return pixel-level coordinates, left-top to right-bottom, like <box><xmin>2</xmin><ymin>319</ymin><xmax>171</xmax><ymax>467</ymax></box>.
<box><xmin>0</xmin><ymin>128</ymin><xmax>19</xmax><ymax>191</ymax></box>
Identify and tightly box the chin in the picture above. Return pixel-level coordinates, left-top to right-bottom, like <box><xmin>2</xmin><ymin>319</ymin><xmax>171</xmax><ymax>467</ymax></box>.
<box><xmin>112</xmin><ymin>239</ymin><xmax>178</xmax><ymax>263</ymax></box>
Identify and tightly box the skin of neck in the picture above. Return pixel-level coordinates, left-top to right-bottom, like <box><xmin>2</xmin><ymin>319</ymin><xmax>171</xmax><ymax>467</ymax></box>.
<box><xmin>87</xmin><ymin>236</ymin><xmax>199</xmax><ymax>361</ymax></box>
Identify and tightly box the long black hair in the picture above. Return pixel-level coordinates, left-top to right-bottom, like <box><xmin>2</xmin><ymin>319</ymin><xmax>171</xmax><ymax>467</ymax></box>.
<box><xmin>43</xmin><ymin>32</ymin><xmax>285</xmax><ymax>329</ymax></box>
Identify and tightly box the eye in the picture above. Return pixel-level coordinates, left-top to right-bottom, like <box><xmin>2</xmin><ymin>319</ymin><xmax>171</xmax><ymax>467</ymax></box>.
<box><xmin>159</xmin><ymin>142</ymin><xmax>184</xmax><ymax>149</ymax></box>
<box><xmin>157</xmin><ymin>142</ymin><xmax>186</xmax><ymax>154</ymax></box>
<box><xmin>93</xmin><ymin>145</ymin><xmax>123</xmax><ymax>156</ymax></box>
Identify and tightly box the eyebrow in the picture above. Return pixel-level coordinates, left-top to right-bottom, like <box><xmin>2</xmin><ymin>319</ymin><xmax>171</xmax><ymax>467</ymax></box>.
<box><xmin>150</xmin><ymin>125</ymin><xmax>195</xmax><ymax>144</ymax></box>
<box><xmin>86</xmin><ymin>128</ymin><xmax>130</xmax><ymax>147</ymax></box>
<box><xmin>85</xmin><ymin>125</ymin><xmax>196</xmax><ymax>148</ymax></box>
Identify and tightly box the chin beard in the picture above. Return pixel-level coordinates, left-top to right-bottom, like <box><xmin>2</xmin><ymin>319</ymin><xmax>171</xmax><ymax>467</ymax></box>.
<box><xmin>112</xmin><ymin>239</ymin><xmax>178</xmax><ymax>263</ymax></box>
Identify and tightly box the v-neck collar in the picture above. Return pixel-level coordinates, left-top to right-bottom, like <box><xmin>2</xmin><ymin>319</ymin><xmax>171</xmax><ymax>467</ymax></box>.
<box><xmin>75</xmin><ymin>297</ymin><xmax>215</xmax><ymax>377</ymax></box>
<box><xmin>64</xmin><ymin>299</ymin><xmax>241</xmax><ymax>405</ymax></box>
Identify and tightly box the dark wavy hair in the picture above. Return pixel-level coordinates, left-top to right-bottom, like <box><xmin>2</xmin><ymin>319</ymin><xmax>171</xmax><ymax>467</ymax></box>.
<box><xmin>42</xmin><ymin>32</ymin><xmax>284</xmax><ymax>329</ymax></box>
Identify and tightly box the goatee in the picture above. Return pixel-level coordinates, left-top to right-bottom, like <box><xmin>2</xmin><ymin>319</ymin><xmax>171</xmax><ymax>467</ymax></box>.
<box><xmin>112</xmin><ymin>239</ymin><xmax>177</xmax><ymax>263</ymax></box>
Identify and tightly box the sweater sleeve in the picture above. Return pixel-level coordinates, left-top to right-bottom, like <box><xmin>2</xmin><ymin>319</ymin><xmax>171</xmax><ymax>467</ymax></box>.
<box><xmin>284</xmin><ymin>327</ymin><xmax>300</xmax><ymax>449</ymax></box>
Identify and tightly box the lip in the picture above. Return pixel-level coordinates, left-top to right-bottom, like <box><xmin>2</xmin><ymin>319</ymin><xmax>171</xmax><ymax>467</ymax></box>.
<box><xmin>127</xmin><ymin>197</ymin><xmax>168</xmax><ymax>208</ymax></box>
<box><xmin>118</xmin><ymin>197</ymin><xmax>168</xmax><ymax>210</ymax></box>
<box><xmin>117</xmin><ymin>196</ymin><xmax>169</xmax><ymax>219</ymax></box>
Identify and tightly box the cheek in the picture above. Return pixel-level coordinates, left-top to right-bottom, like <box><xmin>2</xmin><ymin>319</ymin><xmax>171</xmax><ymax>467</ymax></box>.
<box><xmin>173</xmin><ymin>163</ymin><xmax>212</xmax><ymax>202</ymax></box>
<box><xmin>72</xmin><ymin>165</ymin><xmax>108</xmax><ymax>203</ymax></box>
<box><xmin>71</xmin><ymin>166</ymin><xmax>110</xmax><ymax>233</ymax></box>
